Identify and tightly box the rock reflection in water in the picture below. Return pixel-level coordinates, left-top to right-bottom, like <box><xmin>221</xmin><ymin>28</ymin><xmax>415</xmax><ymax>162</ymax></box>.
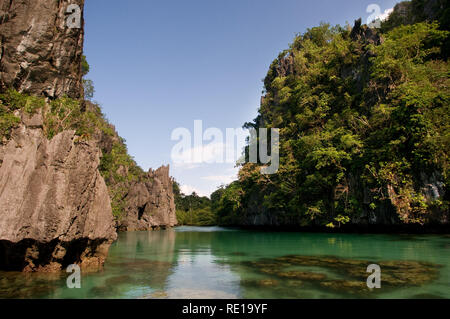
<box><xmin>0</xmin><ymin>228</ymin><xmax>449</xmax><ymax>299</ymax></box>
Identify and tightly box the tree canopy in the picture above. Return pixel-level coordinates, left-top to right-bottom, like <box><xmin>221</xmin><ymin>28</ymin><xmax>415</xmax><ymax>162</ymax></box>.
<box><xmin>212</xmin><ymin>1</ymin><xmax>449</xmax><ymax>228</ymax></box>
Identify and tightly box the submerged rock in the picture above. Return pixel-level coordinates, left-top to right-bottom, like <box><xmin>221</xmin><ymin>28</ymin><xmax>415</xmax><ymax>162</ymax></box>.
<box><xmin>259</xmin><ymin>267</ymin><xmax>279</xmax><ymax>275</ymax></box>
<box><xmin>275</xmin><ymin>271</ymin><xmax>327</xmax><ymax>281</ymax></box>
<box><xmin>241</xmin><ymin>279</ymin><xmax>279</xmax><ymax>288</ymax></box>
<box><xmin>320</xmin><ymin>280</ymin><xmax>371</xmax><ymax>294</ymax></box>
<box><xmin>148</xmin><ymin>291</ymin><xmax>169</xmax><ymax>299</ymax></box>
<box><xmin>0</xmin><ymin>271</ymin><xmax>65</xmax><ymax>298</ymax></box>
<box><xmin>237</xmin><ymin>254</ymin><xmax>442</xmax><ymax>295</ymax></box>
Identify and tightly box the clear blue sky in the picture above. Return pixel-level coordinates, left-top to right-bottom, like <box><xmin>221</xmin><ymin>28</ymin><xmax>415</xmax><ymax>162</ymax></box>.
<box><xmin>84</xmin><ymin>0</ymin><xmax>400</xmax><ymax>197</ymax></box>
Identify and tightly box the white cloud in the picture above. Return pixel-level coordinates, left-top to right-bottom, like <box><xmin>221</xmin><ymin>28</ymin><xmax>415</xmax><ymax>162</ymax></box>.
<box><xmin>173</xmin><ymin>162</ymin><xmax>201</xmax><ymax>170</ymax></box>
<box><xmin>180</xmin><ymin>185</ymin><xmax>209</xmax><ymax>197</ymax></box>
<box><xmin>378</xmin><ymin>8</ymin><xmax>394</xmax><ymax>21</ymax></box>
<box><xmin>178</xmin><ymin>167</ymin><xmax>238</xmax><ymax>198</ymax></box>
<box><xmin>171</xmin><ymin>127</ymin><xmax>249</xmax><ymax>169</ymax></box>
<box><xmin>172</xmin><ymin>141</ymin><xmax>243</xmax><ymax>169</ymax></box>
<box><xmin>202</xmin><ymin>174</ymin><xmax>237</xmax><ymax>185</ymax></box>
<box><xmin>201</xmin><ymin>166</ymin><xmax>239</xmax><ymax>185</ymax></box>
<box><xmin>172</xmin><ymin>142</ymin><xmax>218</xmax><ymax>169</ymax></box>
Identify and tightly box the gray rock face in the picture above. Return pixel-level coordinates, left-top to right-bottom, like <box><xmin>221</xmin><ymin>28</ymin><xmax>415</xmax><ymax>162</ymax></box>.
<box><xmin>118</xmin><ymin>166</ymin><xmax>177</xmax><ymax>232</ymax></box>
<box><xmin>0</xmin><ymin>113</ymin><xmax>117</xmax><ymax>272</ymax></box>
<box><xmin>0</xmin><ymin>0</ymin><xmax>84</xmax><ymax>99</ymax></box>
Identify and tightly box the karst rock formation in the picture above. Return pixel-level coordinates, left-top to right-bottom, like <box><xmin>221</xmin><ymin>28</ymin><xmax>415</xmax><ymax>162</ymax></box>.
<box><xmin>0</xmin><ymin>0</ymin><xmax>176</xmax><ymax>272</ymax></box>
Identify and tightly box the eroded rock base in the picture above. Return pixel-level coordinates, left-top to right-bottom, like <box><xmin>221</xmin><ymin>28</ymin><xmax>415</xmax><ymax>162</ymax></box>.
<box><xmin>0</xmin><ymin>238</ymin><xmax>113</xmax><ymax>272</ymax></box>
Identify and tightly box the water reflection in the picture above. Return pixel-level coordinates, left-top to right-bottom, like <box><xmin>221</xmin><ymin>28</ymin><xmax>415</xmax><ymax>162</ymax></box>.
<box><xmin>0</xmin><ymin>227</ymin><xmax>449</xmax><ymax>299</ymax></box>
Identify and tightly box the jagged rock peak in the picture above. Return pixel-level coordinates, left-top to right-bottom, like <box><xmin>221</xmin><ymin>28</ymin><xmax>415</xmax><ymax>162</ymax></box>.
<box><xmin>149</xmin><ymin>165</ymin><xmax>172</xmax><ymax>189</ymax></box>
<box><xmin>350</xmin><ymin>18</ymin><xmax>383</xmax><ymax>45</ymax></box>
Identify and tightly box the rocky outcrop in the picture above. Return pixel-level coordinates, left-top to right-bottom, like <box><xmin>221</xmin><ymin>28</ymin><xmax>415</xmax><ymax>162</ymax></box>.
<box><xmin>0</xmin><ymin>0</ymin><xmax>119</xmax><ymax>272</ymax></box>
<box><xmin>0</xmin><ymin>0</ymin><xmax>84</xmax><ymax>99</ymax></box>
<box><xmin>118</xmin><ymin>166</ymin><xmax>177</xmax><ymax>232</ymax></box>
<box><xmin>276</xmin><ymin>53</ymin><xmax>295</xmax><ymax>78</ymax></box>
<box><xmin>0</xmin><ymin>111</ymin><xmax>117</xmax><ymax>272</ymax></box>
<box><xmin>350</xmin><ymin>18</ymin><xmax>382</xmax><ymax>45</ymax></box>
<box><xmin>0</xmin><ymin>0</ymin><xmax>177</xmax><ymax>272</ymax></box>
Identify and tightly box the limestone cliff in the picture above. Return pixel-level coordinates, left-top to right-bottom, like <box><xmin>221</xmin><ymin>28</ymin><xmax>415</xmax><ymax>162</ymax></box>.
<box><xmin>0</xmin><ymin>0</ymin><xmax>118</xmax><ymax>272</ymax></box>
<box><xmin>0</xmin><ymin>110</ymin><xmax>117</xmax><ymax>271</ymax></box>
<box><xmin>0</xmin><ymin>0</ymin><xmax>84</xmax><ymax>99</ymax></box>
<box><xmin>117</xmin><ymin>166</ymin><xmax>177</xmax><ymax>232</ymax></box>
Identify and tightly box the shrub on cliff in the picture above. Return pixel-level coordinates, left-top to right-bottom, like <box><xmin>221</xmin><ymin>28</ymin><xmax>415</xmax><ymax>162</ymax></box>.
<box><xmin>0</xmin><ymin>90</ymin><xmax>44</xmax><ymax>142</ymax></box>
<box><xmin>0</xmin><ymin>110</ymin><xmax>20</xmax><ymax>143</ymax></box>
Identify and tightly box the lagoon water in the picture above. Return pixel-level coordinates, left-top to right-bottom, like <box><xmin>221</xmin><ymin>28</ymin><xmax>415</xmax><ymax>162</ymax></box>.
<box><xmin>1</xmin><ymin>226</ymin><xmax>449</xmax><ymax>299</ymax></box>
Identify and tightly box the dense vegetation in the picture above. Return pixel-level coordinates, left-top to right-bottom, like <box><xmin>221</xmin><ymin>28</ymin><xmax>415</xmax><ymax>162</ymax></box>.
<box><xmin>212</xmin><ymin>0</ymin><xmax>449</xmax><ymax>228</ymax></box>
<box><xmin>0</xmin><ymin>89</ymin><xmax>97</xmax><ymax>140</ymax></box>
<box><xmin>173</xmin><ymin>181</ymin><xmax>217</xmax><ymax>226</ymax></box>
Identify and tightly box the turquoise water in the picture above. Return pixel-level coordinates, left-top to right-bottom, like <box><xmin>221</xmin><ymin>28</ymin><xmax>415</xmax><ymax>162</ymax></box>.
<box><xmin>0</xmin><ymin>226</ymin><xmax>449</xmax><ymax>299</ymax></box>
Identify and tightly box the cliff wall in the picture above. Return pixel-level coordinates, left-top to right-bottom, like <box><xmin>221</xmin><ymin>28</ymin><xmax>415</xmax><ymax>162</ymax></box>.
<box><xmin>0</xmin><ymin>0</ymin><xmax>84</xmax><ymax>99</ymax></box>
<box><xmin>0</xmin><ymin>110</ymin><xmax>116</xmax><ymax>271</ymax></box>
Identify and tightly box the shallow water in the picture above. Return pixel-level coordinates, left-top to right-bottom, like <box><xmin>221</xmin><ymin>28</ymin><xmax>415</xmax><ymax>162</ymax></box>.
<box><xmin>0</xmin><ymin>226</ymin><xmax>449</xmax><ymax>299</ymax></box>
